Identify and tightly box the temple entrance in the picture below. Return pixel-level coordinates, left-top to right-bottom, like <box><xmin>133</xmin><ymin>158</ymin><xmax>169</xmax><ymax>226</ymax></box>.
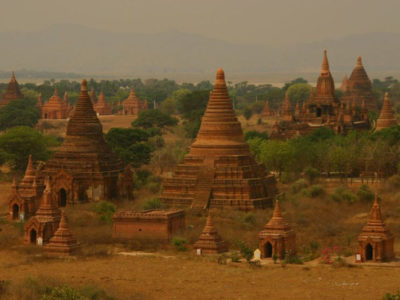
<box><xmin>316</xmin><ymin>108</ymin><xmax>322</xmax><ymax>117</ymax></box>
<box><xmin>265</xmin><ymin>242</ymin><xmax>273</xmax><ymax>258</ymax></box>
<box><xmin>44</xmin><ymin>113</ymin><xmax>48</xmax><ymax>119</ymax></box>
<box><xmin>12</xmin><ymin>204</ymin><xmax>19</xmax><ymax>220</ymax></box>
<box><xmin>30</xmin><ymin>229</ymin><xmax>37</xmax><ymax>244</ymax></box>
<box><xmin>365</xmin><ymin>244</ymin><xmax>373</xmax><ymax>261</ymax></box>
<box><xmin>58</xmin><ymin>188</ymin><xmax>67</xmax><ymax>207</ymax></box>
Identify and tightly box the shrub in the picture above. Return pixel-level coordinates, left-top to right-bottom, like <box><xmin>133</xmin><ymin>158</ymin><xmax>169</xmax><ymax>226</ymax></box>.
<box><xmin>357</xmin><ymin>184</ymin><xmax>375</xmax><ymax>202</ymax></box>
<box><xmin>93</xmin><ymin>201</ymin><xmax>116</xmax><ymax>224</ymax></box>
<box><xmin>331</xmin><ymin>187</ymin><xmax>358</xmax><ymax>204</ymax></box>
<box><xmin>172</xmin><ymin>237</ymin><xmax>187</xmax><ymax>251</ymax></box>
<box><xmin>244</xmin><ymin>130</ymin><xmax>268</xmax><ymax>141</ymax></box>
<box><xmin>304</xmin><ymin>167</ymin><xmax>320</xmax><ymax>184</ymax></box>
<box><xmin>237</xmin><ymin>240</ymin><xmax>254</xmax><ymax>262</ymax></box>
<box><xmin>383</xmin><ymin>291</ymin><xmax>400</xmax><ymax>300</ymax></box>
<box><xmin>388</xmin><ymin>175</ymin><xmax>400</xmax><ymax>189</ymax></box>
<box><xmin>142</xmin><ymin>198</ymin><xmax>165</xmax><ymax>210</ymax></box>
<box><xmin>230</xmin><ymin>252</ymin><xmax>241</xmax><ymax>262</ymax></box>
<box><xmin>302</xmin><ymin>184</ymin><xmax>324</xmax><ymax>198</ymax></box>
<box><xmin>134</xmin><ymin>169</ymin><xmax>152</xmax><ymax>189</ymax></box>
<box><xmin>243</xmin><ymin>213</ymin><xmax>256</xmax><ymax>225</ymax></box>
<box><xmin>284</xmin><ymin>252</ymin><xmax>303</xmax><ymax>264</ymax></box>
<box><xmin>290</xmin><ymin>179</ymin><xmax>308</xmax><ymax>194</ymax></box>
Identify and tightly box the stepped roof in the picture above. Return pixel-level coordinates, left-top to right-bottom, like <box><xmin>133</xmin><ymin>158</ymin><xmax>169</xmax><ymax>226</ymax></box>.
<box><xmin>193</xmin><ymin>215</ymin><xmax>228</xmax><ymax>254</ymax></box>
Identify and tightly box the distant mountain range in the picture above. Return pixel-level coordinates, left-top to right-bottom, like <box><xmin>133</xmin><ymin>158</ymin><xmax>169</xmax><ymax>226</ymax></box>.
<box><xmin>0</xmin><ymin>24</ymin><xmax>399</xmax><ymax>81</ymax></box>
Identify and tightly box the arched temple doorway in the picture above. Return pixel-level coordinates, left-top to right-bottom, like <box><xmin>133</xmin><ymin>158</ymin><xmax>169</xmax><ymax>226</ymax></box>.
<box><xmin>30</xmin><ymin>229</ymin><xmax>37</xmax><ymax>244</ymax></box>
<box><xmin>58</xmin><ymin>188</ymin><xmax>67</xmax><ymax>207</ymax></box>
<box><xmin>265</xmin><ymin>242</ymin><xmax>273</xmax><ymax>258</ymax></box>
<box><xmin>12</xmin><ymin>204</ymin><xmax>19</xmax><ymax>220</ymax></box>
<box><xmin>365</xmin><ymin>243</ymin><xmax>373</xmax><ymax>261</ymax></box>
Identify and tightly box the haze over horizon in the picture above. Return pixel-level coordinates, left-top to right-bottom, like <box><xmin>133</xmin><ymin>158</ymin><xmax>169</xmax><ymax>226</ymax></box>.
<box><xmin>1</xmin><ymin>0</ymin><xmax>400</xmax><ymax>81</ymax></box>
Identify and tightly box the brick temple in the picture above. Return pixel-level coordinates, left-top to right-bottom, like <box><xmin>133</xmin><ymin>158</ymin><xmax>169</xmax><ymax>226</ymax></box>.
<box><xmin>0</xmin><ymin>72</ymin><xmax>24</xmax><ymax>108</ymax></box>
<box><xmin>8</xmin><ymin>155</ymin><xmax>44</xmax><ymax>220</ymax></box>
<box><xmin>40</xmin><ymin>88</ymin><xmax>71</xmax><ymax>119</ymax></box>
<box><xmin>24</xmin><ymin>177</ymin><xmax>61</xmax><ymax>245</ymax></box>
<box><xmin>161</xmin><ymin>68</ymin><xmax>277</xmax><ymax>211</ymax></box>
<box><xmin>121</xmin><ymin>87</ymin><xmax>148</xmax><ymax>116</ymax></box>
<box><xmin>258</xmin><ymin>200</ymin><xmax>296</xmax><ymax>259</ymax></box>
<box><xmin>112</xmin><ymin>209</ymin><xmax>185</xmax><ymax>241</ymax></box>
<box><xmin>341</xmin><ymin>56</ymin><xmax>378</xmax><ymax>111</ymax></box>
<box><xmin>43</xmin><ymin>211</ymin><xmax>80</xmax><ymax>256</ymax></box>
<box><xmin>376</xmin><ymin>92</ymin><xmax>397</xmax><ymax>131</ymax></box>
<box><xmin>271</xmin><ymin>50</ymin><xmax>370</xmax><ymax>139</ymax></box>
<box><xmin>193</xmin><ymin>215</ymin><xmax>228</xmax><ymax>255</ymax></box>
<box><xmin>8</xmin><ymin>79</ymin><xmax>132</xmax><ymax>218</ymax></box>
<box><xmin>43</xmin><ymin>79</ymin><xmax>124</xmax><ymax>204</ymax></box>
<box><xmin>94</xmin><ymin>91</ymin><xmax>112</xmax><ymax>115</ymax></box>
<box><xmin>261</xmin><ymin>99</ymin><xmax>274</xmax><ymax>117</ymax></box>
<box><xmin>357</xmin><ymin>195</ymin><xmax>394</xmax><ymax>262</ymax></box>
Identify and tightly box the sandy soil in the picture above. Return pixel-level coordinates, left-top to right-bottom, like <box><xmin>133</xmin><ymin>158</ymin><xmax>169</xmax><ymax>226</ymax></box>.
<box><xmin>0</xmin><ymin>249</ymin><xmax>399</xmax><ymax>300</ymax></box>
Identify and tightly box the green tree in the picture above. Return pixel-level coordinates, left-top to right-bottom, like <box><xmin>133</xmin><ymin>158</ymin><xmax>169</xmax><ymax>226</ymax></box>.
<box><xmin>132</xmin><ymin>109</ymin><xmax>178</xmax><ymax>129</ymax></box>
<box><xmin>0</xmin><ymin>98</ymin><xmax>40</xmax><ymax>130</ymax></box>
<box><xmin>0</xmin><ymin>126</ymin><xmax>59</xmax><ymax>170</ymax></box>
<box><xmin>287</xmin><ymin>83</ymin><xmax>311</xmax><ymax>107</ymax></box>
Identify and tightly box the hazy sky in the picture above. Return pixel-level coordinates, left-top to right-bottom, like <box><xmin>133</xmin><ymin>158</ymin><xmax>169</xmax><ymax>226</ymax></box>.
<box><xmin>2</xmin><ymin>0</ymin><xmax>399</xmax><ymax>45</ymax></box>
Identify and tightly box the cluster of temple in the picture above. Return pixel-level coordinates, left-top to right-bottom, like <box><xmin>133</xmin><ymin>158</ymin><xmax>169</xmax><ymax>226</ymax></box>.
<box><xmin>0</xmin><ymin>72</ymin><xmax>149</xmax><ymax>119</ymax></box>
<box><xmin>8</xmin><ymin>79</ymin><xmax>134</xmax><ymax>253</ymax></box>
<box><xmin>119</xmin><ymin>87</ymin><xmax>148</xmax><ymax>116</ymax></box>
<box><xmin>267</xmin><ymin>51</ymin><xmax>397</xmax><ymax>139</ymax></box>
<box><xmin>160</xmin><ymin>68</ymin><xmax>277</xmax><ymax>211</ymax></box>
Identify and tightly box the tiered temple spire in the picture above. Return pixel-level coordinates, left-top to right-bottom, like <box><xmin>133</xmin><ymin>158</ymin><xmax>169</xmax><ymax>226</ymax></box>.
<box><xmin>193</xmin><ymin>215</ymin><xmax>228</xmax><ymax>254</ymax></box>
<box><xmin>376</xmin><ymin>92</ymin><xmax>397</xmax><ymax>131</ymax></box>
<box><xmin>161</xmin><ymin>68</ymin><xmax>277</xmax><ymax>210</ymax></box>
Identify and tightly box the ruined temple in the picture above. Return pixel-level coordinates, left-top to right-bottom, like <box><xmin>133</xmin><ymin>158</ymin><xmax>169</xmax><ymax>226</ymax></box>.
<box><xmin>161</xmin><ymin>68</ymin><xmax>277</xmax><ymax>211</ymax></box>
<box><xmin>258</xmin><ymin>200</ymin><xmax>296</xmax><ymax>259</ymax></box>
<box><xmin>43</xmin><ymin>211</ymin><xmax>80</xmax><ymax>256</ymax></box>
<box><xmin>193</xmin><ymin>215</ymin><xmax>228</xmax><ymax>254</ymax></box>
<box><xmin>261</xmin><ymin>99</ymin><xmax>274</xmax><ymax>117</ymax></box>
<box><xmin>0</xmin><ymin>72</ymin><xmax>24</xmax><ymax>108</ymax></box>
<box><xmin>8</xmin><ymin>155</ymin><xmax>44</xmax><ymax>221</ymax></box>
<box><xmin>376</xmin><ymin>92</ymin><xmax>397</xmax><ymax>131</ymax></box>
<box><xmin>357</xmin><ymin>195</ymin><xmax>394</xmax><ymax>262</ymax></box>
<box><xmin>94</xmin><ymin>91</ymin><xmax>112</xmax><ymax>115</ymax></box>
<box><xmin>24</xmin><ymin>178</ymin><xmax>61</xmax><ymax>245</ymax></box>
<box><xmin>271</xmin><ymin>50</ymin><xmax>370</xmax><ymax>140</ymax></box>
<box><xmin>342</xmin><ymin>56</ymin><xmax>378</xmax><ymax>111</ymax></box>
<box><xmin>42</xmin><ymin>79</ymin><xmax>124</xmax><ymax>205</ymax></box>
<box><xmin>40</xmin><ymin>88</ymin><xmax>71</xmax><ymax>119</ymax></box>
<box><xmin>121</xmin><ymin>87</ymin><xmax>147</xmax><ymax>116</ymax></box>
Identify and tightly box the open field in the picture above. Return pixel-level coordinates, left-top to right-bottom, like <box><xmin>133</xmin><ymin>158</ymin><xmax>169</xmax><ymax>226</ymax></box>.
<box><xmin>0</xmin><ymin>249</ymin><xmax>399</xmax><ymax>299</ymax></box>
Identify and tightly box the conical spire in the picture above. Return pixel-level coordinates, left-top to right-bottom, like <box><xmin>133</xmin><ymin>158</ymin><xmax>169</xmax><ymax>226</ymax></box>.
<box><xmin>64</xmin><ymin>91</ymin><xmax>68</xmax><ymax>103</ymax></box>
<box><xmin>357</xmin><ymin>56</ymin><xmax>362</xmax><ymax>67</ymax></box>
<box><xmin>190</xmin><ymin>68</ymin><xmax>250</xmax><ymax>156</ymax></box>
<box><xmin>65</xmin><ymin>79</ymin><xmax>103</xmax><ymax>137</ymax></box>
<box><xmin>368</xmin><ymin>195</ymin><xmax>383</xmax><ymax>225</ymax></box>
<box><xmin>320</xmin><ymin>49</ymin><xmax>330</xmax><ymax>75</ymax></box>
<box><xmin>348</xmin><ymin>55</ymin><xmax>372</xmax><ymax>90</ymax></box>
<box><xmin>193</xmin><ymin>214</ymin><xmax>228</xmax><ymax>254</ymax></box>
<box><xmin>53</xmin><ymin>87</ymin><xmax>58</xmax><ymax>97</ymax></box>
<box><xmin>24</xmin><ymin>155</ymin><xmax>35</xmax><ymax>178</ymax></box>
<box><xmin>265</xmin><ymin>200</ymin><xmax>290</xmax><ymax>230</ymax></box>
<box><xmin>376</xmin><ymin>93</ymin><xmax>397</xmax><ymax>130</ymax></box>
<box><xmin>341</xmin><ymin>75</ymin><xmax>349</xmax><ymax>92</ymax></box>
<box><xmin>43</xmin><ymin>210</ymin><xmax>80</xmax><ymax>256</ymax></box>
<box><xmin>90</xmin><ymin>87</ymin><xmax>97</xmax><ymax>104</ymax></box>
<box><xmin>37</xmin><ymin>93</ymin><xmax>43</xmax><ymax>106</ymax></box>
<box><xmin>97</xmin><ymin>91</ymin><xmax>106</xmax><ymax>105</ymax></box>
<box><xmin>10</xmin><ymin>71</ymin><xmax>16</xmax><ymax>82</ymax></box>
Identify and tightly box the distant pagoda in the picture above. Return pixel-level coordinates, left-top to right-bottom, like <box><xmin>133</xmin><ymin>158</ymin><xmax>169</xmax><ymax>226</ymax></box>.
<box><xmin>342</xmin><ymin>56</ymin><xmax>378</xmax><ymax>110</ymax></box>
<box><xmin>376</xmin><ymin>92</ymin><xmax>397</xmax><ymax>131</ymax></box>
<box><xmin>0</xmin><ymin>72</ymin><xmax>24</xmax><ymax>108</ymax></box>
<box><xmin>193</xmin><ymin>215</ymin><xmax>228</xmax><ymax>254</ymax></box>
<box><xmin>261</xmin><ymin>99</ymin><xmax>274</xmax><ymax>117</ymax></box>
<box><xmin>43</xmin><ymin>79</ymin><xmax>123</xmax><ymax>204</ymax></box>
<box><xmin>121</xmin><ymin>87</ymin><xmax>147</xmax><ymax>116</ymax></box>
<box><xmin>161</xmin><ymin>68</ymin><xmax>277</xmax><ymax>211</ymax></box>
<box><xmin>40</xmin><ymin>88</ymin><xmax>71</xmax><ymax>119</ymax></box>
<box><xmin>94</xmin><ymin>91</ymin><xmax>112</xmax><ymax>115</ymax></box>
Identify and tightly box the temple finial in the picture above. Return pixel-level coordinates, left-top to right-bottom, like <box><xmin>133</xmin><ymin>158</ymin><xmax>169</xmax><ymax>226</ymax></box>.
<box><xmin>321</xmin><ymin>49</ymin><xmax>330</xmax><ymax>74</ymax></box>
